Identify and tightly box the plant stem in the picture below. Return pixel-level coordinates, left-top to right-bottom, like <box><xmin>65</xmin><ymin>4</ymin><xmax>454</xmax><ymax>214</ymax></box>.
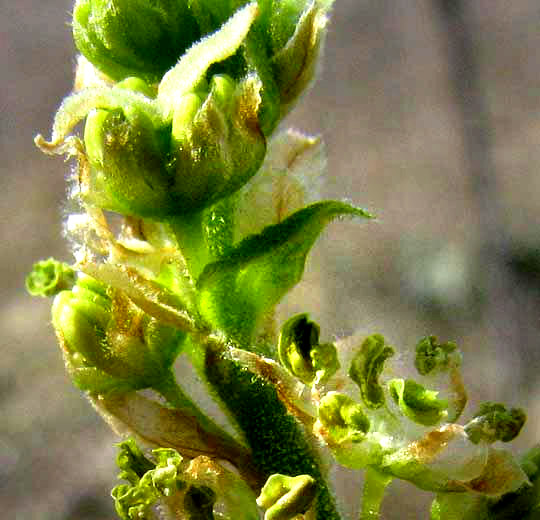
<box><xmin>167</xmin><ymin>212</ymin><xmax>210</xmax><ymax>280</ymax></box>
<box><xmin>360</xmin><ymin>467</ymin><xmax>392</xmax><ymax>520</ymax></box>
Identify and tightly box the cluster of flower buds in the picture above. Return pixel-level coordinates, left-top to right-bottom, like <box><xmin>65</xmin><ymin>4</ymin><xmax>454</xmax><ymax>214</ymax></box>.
<box><xmin>37</xmin><ymin>0</ymin><xmax>334</xmax><ymax>221</ymax></box>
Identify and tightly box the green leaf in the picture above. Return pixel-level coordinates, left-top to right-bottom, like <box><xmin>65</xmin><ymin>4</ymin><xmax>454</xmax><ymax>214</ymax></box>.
<box><xmin>348</xmin><ymin>334</ymin><xmax>394</xmax><ymax>409</ymax></box>
<box><xmin>465</xmin><ymin>402</ymin><xmax>526</xmax><ymax>444</ymax></box>
<box><xmin>388</xmin><ymin>378</ymin><xmax>448</xmax><ymax>426</ymax></box>
<box><xmin>197</xmin><ymin>201</ymin><xmax>372</xmax><ymax>343</ymax></box>
<box><xmin>26</xmin><ymin>258</ymin><xmax>76</xmax><ymax>297</ymax></box>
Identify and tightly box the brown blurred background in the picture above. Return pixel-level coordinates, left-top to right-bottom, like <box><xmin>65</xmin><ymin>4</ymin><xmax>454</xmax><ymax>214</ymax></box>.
<box><xmin>3</xmin><ymin>1</ymin><xmax>540</xmax><ymax>518</ymax></box>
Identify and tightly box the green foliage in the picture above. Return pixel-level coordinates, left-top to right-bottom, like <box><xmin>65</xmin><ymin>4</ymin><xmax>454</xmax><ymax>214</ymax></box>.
<box><xmin>197</xmin><ymin>201</ymin><xmax>371</xmax><ymax>343</ymax></box>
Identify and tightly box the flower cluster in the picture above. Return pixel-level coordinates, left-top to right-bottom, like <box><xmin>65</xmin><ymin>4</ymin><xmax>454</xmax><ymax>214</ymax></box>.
<box><xmin>28</xmin><ymin>1</ymin><xmax>537</xmax><ymax>519</ymax></box>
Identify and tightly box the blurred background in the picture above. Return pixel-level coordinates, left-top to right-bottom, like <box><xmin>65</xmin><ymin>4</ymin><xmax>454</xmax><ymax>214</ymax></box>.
<box><xmin>2</xmin><ymin>0</ymin><xmax>540</xmax><ymax>518</ymax></box>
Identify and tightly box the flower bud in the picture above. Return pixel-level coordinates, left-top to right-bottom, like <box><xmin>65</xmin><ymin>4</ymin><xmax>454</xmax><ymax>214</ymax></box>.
<box><xmin>82</xmin><ymin>84</ymin><xmax>175</xmax><ymax>218</ymax></box>
<box><xmin>52</xmin><ymin>275</ymin><xmax>184</xmax><ymax>391</ymax></box>
<box><xmin>269</xmin><ymin>0</ymin><xmax>335</xmax><ymax>117</ymax></box>
<box><xmin>256</xmin><ymin>473</ymin><xmax>317</xmax><ymax>520</ymax></box>
<box><xmin>80</xmin><ymin>73</ymin><xmax>265</xmax><ymax>218</ymax></box>
<box><xmin>168</xmin><ymin>73</ymin><xmax>266</xmax><ymax>213</ymax></box>
<box><xmin>73</xmin><ymin>0</ymin><xmax>200</xmax><ymax>83</ymax></box>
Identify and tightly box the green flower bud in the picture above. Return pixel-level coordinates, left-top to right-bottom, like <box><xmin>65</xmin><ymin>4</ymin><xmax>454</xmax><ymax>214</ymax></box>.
<box><xmin>52</xmin><ymin>276</ymin><xmax>184</xmax><ymax>391</ymax></box>
<box><xmin>169</xmin><ymin>73</ymin><xmax>266</xmax><ymax>214</ymax></box>
<box><xmin>316</xmin><ymin>391</ymin><xmax>370</xmax><ymax>444</ymax></box>
<box><xmin>256</xmin><ymin>474</ymin><xmax>318</xmax><ymax>520</ymax></box>
<box><xmin>82</xmin><ymin>94</ymin><xmax>175</xmax><ymax>218</ymax></box>
<box><xmin>269</xmin><ymin>0</ymin><xmax>335</xmax><ymax>117</ymax></box>
<box><xmin>465</xmin><ymin>402</ymin><xmax>526</xmax><ymax>444</ymax></box>
<box><xmin>388</xmin><ymin>378</ymin><xmax>448</xmax><ymax>427</ymax></box>
<box><xmin>278</xmin><ymin>313</ymin><xmax>339</xmax><ymax>385</ymax></box>
<box><xmin>25</xmin><ymin>258</ymin><xmax>76</xmax><ymax>297</ymax></box>
<box><xmin>73</xmin><ymin>0</ymin><xmax>200</xmax><ymax>83</ymax></box>
<box><xmin>80</xmin><ymin>73</ymin><xmax>265</xmax><ymax>218</ymax></box>
<box><xmin>415</xmin><ymin>336</ymin><xmax>461</xmax><ymax>376</ymax></box>
<box><xmin>348</xmin><ymin>334</ymin><xmax>394</xmax><ymax>409</ymax></box>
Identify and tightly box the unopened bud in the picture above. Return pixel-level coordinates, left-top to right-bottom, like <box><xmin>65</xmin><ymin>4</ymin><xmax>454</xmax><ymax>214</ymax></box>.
<box><xmin>256</xmin><ymin>473</ymin><xmax>317</xmax><ymax>520</ymax></box>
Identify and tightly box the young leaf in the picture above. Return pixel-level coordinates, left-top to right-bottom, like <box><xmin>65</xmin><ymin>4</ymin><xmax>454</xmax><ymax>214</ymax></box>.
<box><xmin>197</xmin><ymin>201</ymin><xmax>372</xmax><ymax>343</ymax></box>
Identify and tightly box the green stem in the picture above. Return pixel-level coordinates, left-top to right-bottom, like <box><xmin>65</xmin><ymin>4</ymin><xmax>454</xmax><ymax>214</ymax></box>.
<box><xmin>360</xmin><ymin>467</ymin><xmax>392</xmax><ymax>520</ymax></box>
<box><xmin>167</xmin><ymin>211</ymin><xmax>210</xmax><ymax>280</ymax></box>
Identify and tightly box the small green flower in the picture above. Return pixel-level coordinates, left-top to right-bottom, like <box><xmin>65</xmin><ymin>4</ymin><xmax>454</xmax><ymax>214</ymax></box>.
<box><xmin>316</xmin><ymin>391</ymin><xmax>370</xmax><ymax>444</ymax></box>
<box><xmin>388</xmin><ymin>378</ymin><xmax>448</xmax><ymax>427</ymax></box>
<box><xmin>415</xmin><ymin>336</ymin><xmax>461</xmax><ymax>376</ymax></box>
<box><xmin>348</xmin><ymin>334</ymin><xmax>395</xmax><ymax>409</ymax></box>
<box><xmin>278</xmin><ymin>313</ymin><xmax>339</xmax><ymax>385</ymax></box>
<box><xmin>465</xmin><ymin>402</ymin><xmax>526</xmax><ymax>444</ymax></box>
<box><xmin>168</xmin><ymin>73</ymin><xmax>266</xmax><ymax>214</ymax></box>
<box><xmin>25</xmin><ymin>258</ymin><xmax>76</xmax><ymax>297</ymax></box>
